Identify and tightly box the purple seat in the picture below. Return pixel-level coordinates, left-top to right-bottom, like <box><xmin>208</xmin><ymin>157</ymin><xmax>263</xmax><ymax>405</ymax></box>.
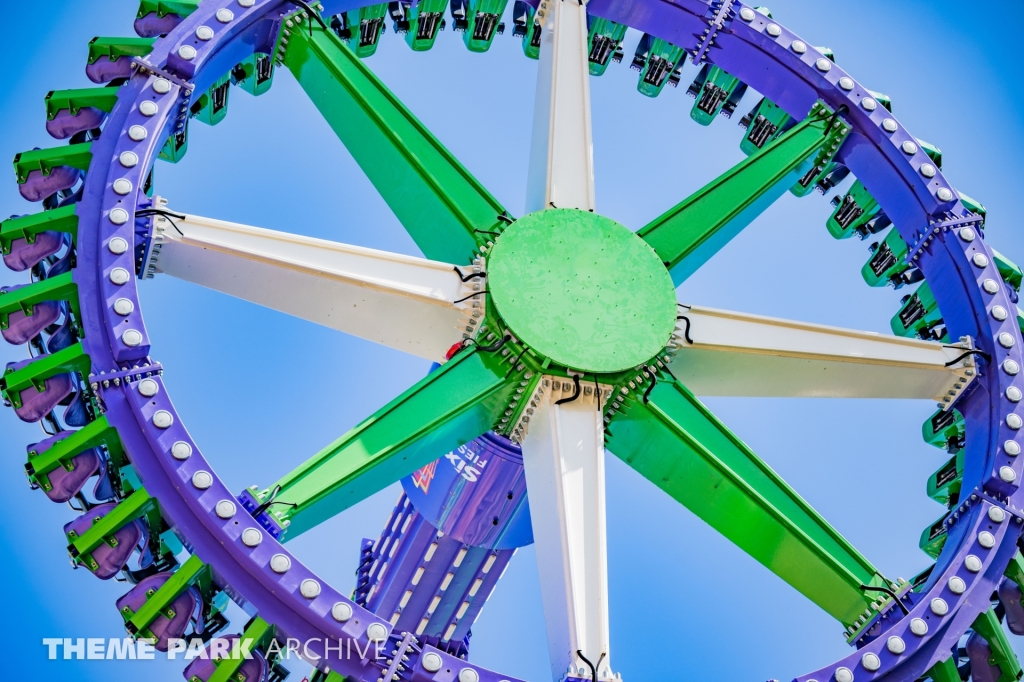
<box><xmin>3</xmin><ymin>231</ymin><xmax>65</xmax><ymax>271</ymax></box>
<box><xmin>19</xmin><ymin>167</ymin><xmax>81</xmax><ymax>202</ymax></box>
<box><xmin>86</xmin><ymin>57</ymin><xmax>133</xmax><ymax>84</ymax></box>
<box><xmin>1</xmin><ymin>286</ymin><xmax>62</xmax><ymax>344</ymax></box>
<box><xmin>134</xmin><ymin>12</ymin><xmax>184</xmax><ymax>37</ymax></box>
<box><xmin>46</xmin><ymin>315</ymin><xmax>76</xmax><ymax>353</ymax></box>
<box><xmin>5</xmin><ymin>357</ymin><xmax>75</xmax><ymax>423</ymax></box>
<box><xmin>29</xmin><ymin>430</ymin><xmax>112</xmax><ymax>503</ymax></box>
<box><xmin>46</xmin><ymin>107</ymin><xmax>108</xmax><ymax>140</ymax></box>
<box><xmin>64</xmin><ymin>502</ymin><xmax>150</xmax><ymax>580</ymax></box>
<box><xmin>116</xmin><ymin>572</ymin><xmax>204</xmax><ymax>651</ymax></box>
<box><xmin>181</xmin><ymin>635</ymin><xmax>269</xmax><ymax>682</ymax></box>
<box><xmin>999</xmin><ymin>577</ymin><xmax>1024</xmax><ymax>635</ymax></box>
<box><xmin>966</xmin><ymin>630</ymin><xmax>1001</xmax><ymax>682</ymax></box>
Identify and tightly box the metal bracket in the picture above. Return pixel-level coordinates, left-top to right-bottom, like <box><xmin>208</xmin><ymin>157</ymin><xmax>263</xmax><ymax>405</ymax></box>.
<box><xmin>906</xmin><ymin>213</ymin><xmax>984</xmax><ymax>266</ymax></box>
<box><xmin>939</xmin><ymin>336</ymin><xmax>980</xmax><ymax>412</ymax></box>
<box><xmin>691</xmin><ymin>0</ymin><xmax>736</xmax><ymax>65</ymax></box>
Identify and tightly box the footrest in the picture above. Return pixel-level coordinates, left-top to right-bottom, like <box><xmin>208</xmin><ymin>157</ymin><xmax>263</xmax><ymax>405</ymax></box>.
<box><xmin>0</xmin><ymin>272</ymin><xmax>81</xmax><ymax>345</ymax></box>
<box><xmin>45</xmin><ymin>87</ymin><xmax>119</xmax><ymax>139</ymax></box>
<box><xmin>13</xmin><ymin>143</ymin><xmax>93</xmax><ymax>202</ymax></box>
<box><xmin>65</xmin><ymin>489</ymin><xmax>153</xmax><ymax>579</ymax></box>
<box><xmin>0</xmin><ymin>205</ymin><xmax>79</xmax><ymax>272</ymax></box>
<box><xmin>117</xmin><ymin>555</ymin><xmax>209</xmax><ymax>650</ymax></box>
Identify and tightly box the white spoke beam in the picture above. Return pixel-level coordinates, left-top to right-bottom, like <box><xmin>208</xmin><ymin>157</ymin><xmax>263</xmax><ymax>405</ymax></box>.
<box><xmin>526</xmin><ymin>0</ymin><xmax>595</xmax><ymax>212</ymax></box>
<box><xmin>669</xmin><ymin>305</ymin><xmax>977</xmax><ymax>401</ymax></box>
<box><xmin>520</xmin><ymin>378</ymin><xmax>612</xmax><ymax>682</ymax></box>
<box><xmin>147</xmin><ymin>210</ymin><xmax>482</xmax><ymax>362</ymax></box>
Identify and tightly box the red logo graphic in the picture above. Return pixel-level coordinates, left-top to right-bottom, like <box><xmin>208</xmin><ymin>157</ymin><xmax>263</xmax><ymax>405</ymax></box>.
<box><xmin>411</xmin><ymin>461</ymin><xmax>437</xmax><ymax>495</ymax></box>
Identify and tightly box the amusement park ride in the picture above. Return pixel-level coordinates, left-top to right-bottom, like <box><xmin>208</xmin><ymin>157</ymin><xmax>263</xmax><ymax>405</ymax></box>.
<box><xmin>2</xmin><ymin>0</ymin><xmax>1023</xmax><ymax>680</ymax></box>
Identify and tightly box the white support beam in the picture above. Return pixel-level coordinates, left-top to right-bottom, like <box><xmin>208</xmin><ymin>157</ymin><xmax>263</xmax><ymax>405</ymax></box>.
<box><xmin>526</xmin><ymin>0</ymin><xmax>596</xmax><ymax>213</ymax></box>
<box><xmin>521</xmin><ymin>378</ymin><xmax>612</xmax><ymax>682</ymax></box>
<box><xmin>148</xmin><ymin>211</ymin><xmax>482</xmax><ymax>362</ymax></box>
<box><xmin>669</xmin><ymin>305</ymin><xmax>977</xmax><ymax>401</ymax></box>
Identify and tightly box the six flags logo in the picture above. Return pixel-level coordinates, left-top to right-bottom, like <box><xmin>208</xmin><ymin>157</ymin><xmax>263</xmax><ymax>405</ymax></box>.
<box><xmin>411</xmin><ymin>445</ymin><xmax>489</xmax><ymax>495</ymax></box>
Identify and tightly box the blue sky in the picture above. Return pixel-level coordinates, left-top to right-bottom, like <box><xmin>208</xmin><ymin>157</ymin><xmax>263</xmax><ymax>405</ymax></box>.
<box><xmin>3</xmin><ymin>0</ymin><xmax>1024</xmax><ymax>680</ymax></box>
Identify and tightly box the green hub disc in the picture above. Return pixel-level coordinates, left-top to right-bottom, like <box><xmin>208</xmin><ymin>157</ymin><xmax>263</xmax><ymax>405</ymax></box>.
<box><xmin>486</xmin><ymin>209</ymin><xmax>677</xmax><ymax>374</ymax></box>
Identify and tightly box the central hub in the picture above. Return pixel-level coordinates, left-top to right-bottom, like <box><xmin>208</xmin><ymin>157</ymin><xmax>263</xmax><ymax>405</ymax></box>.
<box><xmin>486</xmin><ymin>209</ymin><xmax>677</xmax><ymax>374</ymax></box>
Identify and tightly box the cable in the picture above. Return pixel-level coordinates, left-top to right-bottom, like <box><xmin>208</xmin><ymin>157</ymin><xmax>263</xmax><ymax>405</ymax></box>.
<box><xmin>505</xmin><ymin>346</ymin><xmax>528</xmax><ymax>379</ymax></box>
<box><xmin>453</xmin><ymin>266</ymin><xmax>486</xmax><ymax>282</ymax></box>
<box><xmin>477</xmin><ymin>333</ymin><xmax>510</xmax><ymax>352</ymax></box>
<box><xmin>555</xmin><ymin>374</ymin><xmax>581</xmax><ymax>405</ymax></box>
<box><xmin>859</xmin><ymin>584</ymin><xmax>909</xmax><ymax>616</ymax></box>
<box><xmin>576</xmin><ymin>650</ymin><xmax>606</xmax><ymax>682</ymax></box>
<box><xmin>252</xmin><ymin>484</ymin><xmax>297</xmax><ymax>518</ymax></box>
<box><xmin>453</xmin><ymin>290</ymin><xmax>488</xmax><ymax>304</ymax></box>
<box><xmin>943</xmin><ymin>349</ymin><xmax>991</xmax><ymax>367</ymax></box>
<box><xmin>676</xmin><ymin>315</ymin><xmax>694</xmax><ymax>344</ymax></box>
<box><xmin>284</xmin><ymin>0</ymin><xmax>329</xmax><ymax>35</ymax></box>
<box><xmin>642</xmin><ymin>365</ymin><xmax>657</xmax><ymax>404</ymax></box>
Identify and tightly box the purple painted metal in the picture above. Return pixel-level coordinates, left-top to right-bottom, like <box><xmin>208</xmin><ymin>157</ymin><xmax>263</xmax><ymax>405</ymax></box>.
<box><xmin>115</xmin><ymin>572</ymin><xmax>202</xmax><ymax>650</ymax></box>
<box><xmin>135</xmin><ymin>12</ymin><xmax>187</xmax><ymax>38</ymax></box>
<box><xmin>0</xmin><ymin>288</ymin><xmax>61</xmax><ymax>344</ymax></box>
<box><xmin>2</xmin><ymin>230</ymin><xmax>65</xmax><ymax>271</ymax></box>
<box><xmin>46</xmin><ymin>107</ymin><xmax>108</xmax><ymax>140</ymax></box>
<box><xmin>64</xmin><ymin>503</ymin><xmax>149</xmax><ymax>580</ymax></box>
<box><xmin>4</xmin><ymin>357</ymin><xmax>75</xmax><ymax>422</ymax></box>
<box><xmin>28</xmin><ymin>430</ymin><xmax>110</xmax><ymax>503</ymax></box>
<box><xmin>999</xmin><ymin>578</ymin><xmax>1024</xmax><ymax>635</ymax></box>
<box><xmin>18</xmin><ymin>167</ymin><xmax>81</xmax><ymax>203</ymax></box>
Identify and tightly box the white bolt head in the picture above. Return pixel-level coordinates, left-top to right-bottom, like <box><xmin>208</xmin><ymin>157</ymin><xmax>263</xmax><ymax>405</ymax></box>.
<box><xmin>242</xmin><ymin>528</ymin><xmax>262</xmax><ymax>547</ymax></box>
<box><xmin>458</xmin><ymin>669</ymin><xmax>480</xmax><ymax>682</ymax></box>
<box><xmin>152</xmin><ymin>409</ymin><xmax>173</xmax><ymax>427</ymax></box>
<box><xmin>152</xmin><ymin>78</ymin><xmax>171</xmax><ymax>94</ymax></box>
<box><xmin>974</xmin><ymin>253</ymin><xmax>991</xmax><ymax>268</ymax></box>
<box><xmin>839</xmin><ymin>76</ymin><xmax>854</xmax><ymax>90</ymax></box>
<box><xmin>270</xmin><ymin>553</ymin><xmax>291</xmax><ymax>573</ymax></box>
<box><xmin>108</xmin><ymin>236</ymin><xmax>128</xmax><ymax>253</ymax></box>
<box><xmin>300</xmin><ymin>579</ymin><xmax>321</xmax><ymax>598</ymax></box>
<box><xmin>119</xmin><ymin>151</ymin><xmax>139</xmax><ymax>168</ymax></box>
<box><xmin>422</xmin><ymin>652</ymin><xmax>443</xmax><ymax>672</ymax></box>
<box><xmin>902</xmin><ymin>140</ymin><xmax>918</xmax><ymax>155</ymax></box>
<box><xmin>216</xmin><ymin>8</ymin><xmax>235</xmax><ymax>22</ymax></box>
<box><xmin>1001</xmin><ymin>466</ymin><xmax>1017</xmax><ymax>483</ymax></box>
<box><xmin>178</xmin><ymin>45</ymin><xmax>197</xmax><ymax>60</ymax></box>
<box><xmin>910</xmin><ymin>617</ymin><xmax>928</xmax><ymax>635</ymax></box>
<box><xmin>122</xmin><ymin>329</ymin><xmax>144</xmax><ymax>347</ymax></box>
<box><xmin>993</xmin><ymin>305</ymin><xmax>1008</xmax><ymax>320</ymax></box>
<box><xmin>984</xmin><ymin>279</ymin><xmax>999</xmax><ymax>293</ymax></box>
<box><xmin>1004</xmin><ymin>359</ymin><xmax>1020</xmax><ymax>375</ymax></box>
<box><xmin>766</xmin><ymin>23</ymin><xmax>781</xmax><ymax>36</ymax></box>
<box><xmin>1007</xmin><ymin>440</ymin><xmax>1022</xmax><ymax>456</ymax></box>
<box><xmin>366</xmin><ymin>623</ymin><xmax>388</xmax><ymax>642</ymax></box>
<box><xmin>1007</xmin><ymin>413</ymin><xmax>1022</xmax><ymax>429</ymax></box>
<box><xmin>1000</xmin><ymin>333</ymin><xmax>1016</xmax><ymax>348</ymax></box>
<box><xmin>815</xmin><ymin>58</ymin><xmax>832</xmax><ymax>72</ymax></box>
<box><xmin>791</xmin><ymin>40</ymin><xmax>807</xmax><ymax>53</ymax></box>
<box><xmin>196</xmin><ymin>26</ymin><xmax>215</xmax><ymax>40</ymax></box>
<box><xmin>215</xmin><ymin>500</ymin><xmax>236</xmax><ymax>518</ymax></box>
<box><xmin>834</xmin><ymin>666</ymin><xmax>854</xmax><ymax>682</ymax></box>
<box><xmin>238</xmin><ymin>0</ymin><xmax>255</xmax><ymax>6</ymax></box>
<box><xmin>171</xmin><ymin>441</ymin><xmax>192</xmax><ymax>460</ymax></box>
<box><xmin>740</xmin><ymin>7</ymin><xmax>755</xmax><ymax>20</ymax></box>
<box><xmin>109</xmin><ymin>209</ymin><xmax>130</xmax><ymax>226</ymax></box>
<box><xmin>887</xmin><ymin>636</ymin><xmax>905</xmax><ymax>655</ymax></box>
<box><xmin>990</xmin><ymin>506</ymin><xmax>1007</xmax><ymax>522</ymax></box>
<box><xmin>192</xmin><ymin>470</ymin><xmax>213</xmax><ymax>489</ymax></box>
<box><xmin>965</xmin><ymin>555</ymin><xmax>982</xmax><ymax>573</ymax></box>
<box><xmin>110</xmin><ymin>267</ymin><xmax>130</xmax><ymax>285</ymax></box>
<box><xmin>937</xmin><ymin>187</ymin><xmax>954</xmax><ymax>202</ymax></box>
<box><xmin>861</xmin><ymin>653</ymin><xmax>881</xmax><ymax>672</ymax></box>
<box><xmin>1010</xmin><ymin>387</ymin><xmax>1023</xmax><ymax>402</ymax></box>
<box><xmin>947</xmin><ymin>576</ymin><xmax>966</xmax><ymax>594</ymax></box>
<box><xmin>128</xmin><ymin>125</ymin><xmax>147</xmax><ymax>141</ymax></box>
<box><xmin>861</xmin><ymin>97</ymin><xmax>877</xmax><ymax>111</ymax></box>
<box><xmin>921</xmin><ymin>163</ymin><xmax>936</xmax><ymax>178</ymax></box>
<box><xmin>139</xmin><ymin>100</ymin><xmax>158</xmax><ymax>117</ymax></box>
<box><xmin>113</xmin><ymin>297</ymin><xmax>134</xmax><ymax>316</ymax></box>
<box><xmin>930</xmin><ymin>597</ymin><xmax>948</xmax><ymax>615</ymax></box>
<box><xmin>331</xmin><ymin>602</ymin><xmax>353</xmax><ymax>622</ymax></box>
<box><xmin>978</xmin><ymin>530</ymin><xmax>996</xmax><ymax>548</ymax></box>
<box><xmin>882</xmin><ymin>118</ymin><xmax>898</xmax><ymax>132</ymax></box>
<box><xmin>113</xmin><ymin>179</ymin><xmax>133</xmax><ymax>195</ymax></box>
<box><xmin>138</xmin><ymin>378</ymin><xmax>159</xmax><ymax>397</ymax></box>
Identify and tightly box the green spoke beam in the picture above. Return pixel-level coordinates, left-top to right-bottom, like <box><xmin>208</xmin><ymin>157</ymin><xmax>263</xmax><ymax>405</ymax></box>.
<box><xmin>638</xmin><ymin>103</ymin><xmax>848</xmax><ymax>285</ymax></box>
<box><xmin>605</xmin><ymin>376</ymin><xmax>884</xmax><ymax>625</ymax></box>
<box><xmin>282</xmin><ymin>19</ymin><xmax>508</xmax><ymax>264</ymax></box>
<box><xmin>273</xmin><ymin>347</ymin><xmax>515</xmax><ymax>537</ymax></box>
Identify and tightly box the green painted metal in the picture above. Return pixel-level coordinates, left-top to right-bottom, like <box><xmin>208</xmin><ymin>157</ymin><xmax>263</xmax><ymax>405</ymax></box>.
<box><xmin>191</xmin><ymin>73</ymin><xmax>231</xmax><ymax>126</ymax></box>
<box><xmin>332</xmin><ymin>3</ymin><xmax>389</xmax><ymax>55</ymax></box>
<box><xmin>26</xmin><ymin>415</ymin><xmax>125</xmax><ymax>492</ymax></box>
<box><xmin>87</xmin><ymin>37</ymin><xmax>155</xmax><ymax>64</ymax></box>
<box><xmin>272</xmin><ymin>347</ymin><xmax>514</xmax><ymax>537</ymax></box>
<box><xmin>605</xmin><ymin>376</ymin><xmax>885</xmax><ymax>625</ymax></box>
<box><xmin>402</xmin><ymin>0</ymin><xmax>448</xmax><ymax>52</ymax></box>
<box><xmin>926</xmin><ymin>657</ymin><xmax>961</xmax><ymax>682</ymax></box>
<box><xmin>926</xmin><ymin>451</ymin><xmax>963</xmax><ymax>505</ymax></box>
<box><xmin>587</xmin><ymin>17</ymin><xmax>626</xmax><ymax>76</ymax></box>
<box><xmin>205</xmin><ymin>617</ymin><xmax>275</xmax><ymax>682</ymax></box>
<box><xmin>136</xmin><ymin>0</ymin><xmax>199</xmax><ymax>18</ymax></box>
<box><xmin>862</xmin><ymin>227</ymin><xmax>909</xmax><ymax>287</ymax></box>
<box><xmin>67</xmin><ymin>488</ymin><xmax>154</xmax><ymax>573</ymax></box>
<box><xmin>159</xmin><ymin>125</ymin><xmax>189</xmax><ymax>163</ymax></box>
<box><xmin>636</xmin><ymin>37</ymin><xmax>684</xmax><ymax>98</ymax></box>
<box><xmin>0</xmin><ymin>206</ymin><xmax>79</xmax><ymax>255</ymax></box>
<box><xmin>0</xmin><ymin>342</ymin><xmax>91</xmax><ymax>409</ymax></box>
<box><xmin>639</xmin><ymin>102</ymin><xmax>849</xmax><ymax>285</ymax></box>
<box><xmin>826</xmin><ymin>180</ymin><xmax>880</xmax><ymax>240</ymax></box>
<box><xmin>922</xmin><ymin>408</ymin><xmax>964</xmax><ymax>453</ymax></box>
<box><xmin>459</xmin><ymin>0</ymin><xmax>508</xmax><ymax>52</ymax></box>
<box><xmin>13</xmin><ymin>143</ymin><xmax>93</xmax><ymax>185</ymax></box>
<box><xmin>739</xmin><ymin>97</ymin><xmax>792</xmax><ymax>156</ymax></box>
<box><xmin>515</xmin><ymin>2</ymin><xmax>541</xmax><ymax>60</ymax></box>
<box><xmin>121</xmin><ymin>554</ymin><xmax>209</xmax><ymax>639</ymax></box>
<box><xmin>919</xmin><ymin>514</ymin><xmax>947</xmax><ymax>559</ymax></box>
<box><xmin>487</xmin><ymin>209</ymin><xmax>676</xmax><ymax>373</ymax></box>
<box><xmin>993</xmin><ymin>249</ymin><xmax>1023</xmax><ymax>292</ymax></box>
<box><xmin>233</xmin><ymin>53</ymin><xmax>275</xmax><ymax>96</ymax></box>
<box><xmin>892</xmin><ymin>282</ymin><xmax>945</xmax><ymax>342</ymax></box>
<box><xmin>282</xmin><ymin>22</ymin><xmax>507</xmax><ymax>264</ymax></box>
<box><xmin>45</xmin><ymin>88</ymin><xmax>119</xmax><ymax>120</ymax></box>
<box><xmin>0</xmin><ymin>272</ymin><xmax>81</xmax><ymax>337</ymax></box>
<box><xmin>961</xmin><ymin>191</ymin><xmax>987</xmax><ymax>222</ymax></box>
<box><xmin>972</xmin><ymin>607</ymin><xmax>1023</xmax><ymax>682</ymax></box>
<box><xmin>689</xmin><ymin>64</ymin><xmax>746</xmax><ymax>126</ymax></box>
<box><xmin>1005</xmin><ymin>551</ymin><xmax>1024</xmax><ymax>587</ymax></box>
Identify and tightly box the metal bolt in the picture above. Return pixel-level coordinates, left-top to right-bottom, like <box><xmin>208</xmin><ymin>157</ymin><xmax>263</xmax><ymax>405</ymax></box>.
<box><xmin>300</xmin><ymin>579</ymin><xmax>321</xmax><ymax>597</ymax></box>
<box><xmin>978</xmin><ymin>531</ymin><xmax>995</xmax><ymax>548</ymax></box>
<box><xmin>109</xmin><ymin>210</ymin><xmax>130</xmax><ymax>227</ymax></box>
<box><xmin>152</xmin><ymin>78</ymin><xmax>171</xmax><ymax>94</ymax></box>
<box><xmin>901</xmin><ymin>140</ymin><xmax>918</xmax><ymax>155</ymax></box>
<box><xmin>861</xmin><ymin>653</ymin><xmax>881</xmax><ymax>672</ymax></box>
<box><xmin>964</xmin><ymin>555</ymin><xmax>982</xmax><ymax>573</ymax></box>
<box><xmin>1000</xmin><ymin>333</ymin><xmax>1015</xmax><ymax>349</ymax></box>
<box><xmin>834</xmin><ymin>667</ymin><xmax>853</xmax><ymax>682</ymax></box>
<box><xmin>113</xmin><ymin>178</ymin><xmax>133</xmax><ymax>196</ymax></box>
<box><xmin>238</xmin><ymin>0</ymin><xmax>255</xmax><ymax>6</ymax></box>
<box><xmin>993</xmin><ymin>305</ymin><xmax>1008</xmax><ymax>320</ymax></box>
<box><xmin>119</xmin><ymin>151</ymin><xmax>139</xmax><ymax>168</ymax></box>
<box><xmin>1004</xmin><ymin>359</ymin><xmax>1019</xmax><ymax>375</ymax></box>
<box><xmin>192</xmin><ymin>470</ymin><xmax>213</xmax><ymax>489</ymax></box>
<box><xmin>139</xmin><ymin>100</ymin><xmax>158</xmax><ymax>117</ymax></box>
<box><xmin>886</xmin><ymin>636</ymin><xmax>905</xmax><ymax>655</ymax></box>
<box><xmin>983</xmin><ymin>278</ymin><xmax>999</xmax><ymax>293</ymax></box>
<box><xmin>920</xmin><ymin>163</ymin><xmax>936</xmax><ymax>178</ymax></box>
<box><xmin>242</xmin><ymin>528</ymin><xmax>262</xmax><ymax>547</ymax></box>
<box><xmin>1006</xmin><ymin>413</ymin><xmax>1022</xmax><ymax>429</ymax></box>
<box><xmin>937</xmin><ymin>187</ymin><xmax>954</xmax><ymax>202</ymax></box>
<box><xmin>1008</xmin><ymin>387</ymin><xmax>1022</xmax><ymax>402</ymax></box>
<box><xmin>332</xmin><ymin>602</ymin><xmax>353</xmax><ymax>621</ymax></box>
<box><xmin>989</xmin><ymin>506</ymin><xmax>1007</xmax><ymax>522</ymax></box>
<box><xmin>930</xmin><ymin>598</ymin><xmax>948</xmax><ymax>616</ymax></box>
<box><xmin>178</xmin><ymin>45</ymin><xmax>197</xmax><ymax>60</ymax></box>
<box><xmin>123</xmin><ymin>329</ymin><xmax>144</xmax><ymax>347</ymax></box>
<box><xmin>138</xmin><ymin>378</ymin><xmax>158</xmax><ymax>397</ymax></box>
<box><xmin>216</xmin><ymin>8</ymin><xmax>235</xmax><ymax>22</ymax></box>
<box><xmin>152</xmin><ymin>408</ymin><xmax>173</xmax><ymax>427</ymax></box>
<box><xmin>882</xmin><ymin>118</ymin><xmax>897</xmax><ymax>133</ymax></box>
<box><xmin>128</xmin><ymin>125</ymin><xmax>147</xmax><ymax>141</ymax></box>
<box><xmin>973</xmin><ymin>253</ymin><xmax>990</xmax><ymax>268</ymax></box>
<box><xmin>1000</xmin><ymin>466</ymin><xmax>1017</xmax><ymax>483</ymax></box>
<box><xmin>766</xmin><ymin>23</ymin><xmax>781</xmax><ymax>36</ymax></box>
<box><xmin>422</xmin><ymin>653</ymin><xmax>443</xmax><ymax>672</ymax></box>
<box><xmin>114</xmin><ymin>298</ymin><xmax>134</xmax><ymax>316</ymax></box>
<box><xmin>947</xmin><ymin>576</ymin><xmax>966</xmax><ymax>594</ymax></box>
<box><xmin>739</xmin><ymin>7</ymin><xmax>755</xmax><ymax>20</ymax></box>
<box><xmin>814</xmin><ymin>57</ymin><xmax>831</xmax><ymax>72</ymax></box>
<box><xmin>791</xmin><ymin>40</ymin><xmax>807</xmax><ymax>53</ymax></box>
<box><xmin>909</xmin><ymin>618</ymin><xmax>928</xmax><ymax>636</ymax></box>
<box><xmin>171</xmin><ymin>441</ymin><xmax>192</xmax><ymax>460</ymax></box>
